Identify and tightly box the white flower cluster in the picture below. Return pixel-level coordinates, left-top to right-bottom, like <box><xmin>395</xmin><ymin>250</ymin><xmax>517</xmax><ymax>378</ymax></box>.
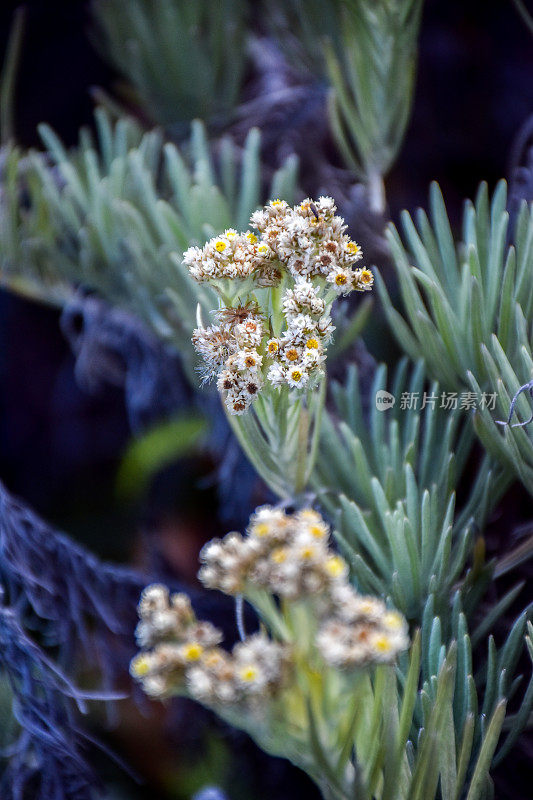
<box><xmin>131</xmin><ymin>509</ymin><xmax>408</xmax><ymax>714</ymax></box>
<box><xmin>130</xmin><ymin>584</ymin><xmax>288</xmax><ymax>704</ymax></box>
<box><xmin>199</xmin><ymin>506</ymin><xmax>347</xmax><ymax>597</ymax></box>
<box><xmin>192</xmin><ymin>311</ymin><xmax>265</xmax><ymax>412</ymax></box>
<box><xmin>184</xmin><ymin>197</ymin><xmax>373</xmax><ymax>414</ymax></box>
<box><xmin>316</xmin><ymin>589</ymin><xmax>409</xmax><ymax>668</ymax></box>
<box><xmin>183</xmin><ymin>229</ymin><xmax>280</xmax><ymax>285</ymax></box>
<box><xmin>199</xmin><ymin>506</ymin><xmax>409</xmax><ymax>668</ymax></box>
<box><xmin>250</xmin><ymin>198</ymin><xmax>372</xmax><ymax>291</ymax></box>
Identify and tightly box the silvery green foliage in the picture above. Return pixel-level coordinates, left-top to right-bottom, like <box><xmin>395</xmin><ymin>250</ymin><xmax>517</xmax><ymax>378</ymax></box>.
<box><xmin>377</xmin><ymin>181</ymin><xmax>533</xmax><ymax>496</ymax></box>
<box><xmin>324</xmin><ymin>0</ymin><xmax>423</xmax><ymax>193</ymax></box>
<box><xmin>259</xmin><ymin>610</ymin><xmax>532</xmax><ymax>800</ymax></box>
<box><xmin>314</xmin><ymin>360</ymin><xmax>508</xmax><ymax>621</ymax></box>
<box><xmin>91</xmin><ymin>0</ymin><xmax>248</xmax><ymax>131</ymax></box>
<box><xmin>269</xmin><ymin>0</ymin><xmax>423</xmax><ymax>208</ymax></box>
<box><xmin>0</xmin><ymin>110</ymin><xmax>298</xmax><ymax>381</ymax></box>
<box><xmin>397</xmin><ymin>599</ymin><xmax>533</xmax><ymax>800</ymax></box>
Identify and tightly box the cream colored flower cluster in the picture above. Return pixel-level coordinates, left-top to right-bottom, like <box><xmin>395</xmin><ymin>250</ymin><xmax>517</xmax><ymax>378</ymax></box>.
<box><xmin>184</xmin><ymin>197</ymin><xmax>373</xmax><ymax>415</ymax></box>
<box><xmin>130</xmin><ymin>584</ymin><xmax>288</xmax><ymax>704</ymax></box>
<box><xmin>250</xmin><ymin>197</ymin><xmax>372</xmax><ymax>290</ymax></box>
<box><xmin>199</xmin><ymin>506</ymin><xmax>347</xmax><ymax>597</ymax></box>
<box><xmin>317</xmin><ymin>587</ymin><xmax>409</xmax><ymax>668</ymax></box>
<box><xmin>130</xmin><ymin>509</ymin><xmax>408</xmax><ymax>711</ymax></box>
<box><xmin>199</xmin><ymin>506</ymin><xmax>409</xmax><ymax>668</ymax></box>
<box><xmin>183</xmin><ymin>228</ymin><xmax>280</xmax><ymax>286</ymax></box>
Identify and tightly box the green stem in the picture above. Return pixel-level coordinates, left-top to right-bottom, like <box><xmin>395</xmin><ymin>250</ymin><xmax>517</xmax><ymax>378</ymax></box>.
<box><xmin>294</xmin><ymin>405</ymin><xmax>311</xmax><ymax>494</ymax></box>
<box><xmin>305</xmin><ymin>374</ymin><xmax>326</xmax><ymax>486</ymax></box>
<box><xmin>366</xmin><ymin>169</ymin><xmax>386</xmax><ymax>215</ymax></box>
<box><xmin>224</xmin><ymin>406</ymin><xmax>290</xmax><ymax>498</ymax></box>
<box><xmin>224</xmin><ymin>373</ymin><xmax>327</xmax><ymax>499</ymax></box>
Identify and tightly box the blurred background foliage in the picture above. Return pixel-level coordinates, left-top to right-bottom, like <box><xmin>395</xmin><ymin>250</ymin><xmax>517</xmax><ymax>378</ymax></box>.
<box><xmin>0</xmin><ymin>0</ymin><xmax>532</xmax><ymax>799</ymax></box>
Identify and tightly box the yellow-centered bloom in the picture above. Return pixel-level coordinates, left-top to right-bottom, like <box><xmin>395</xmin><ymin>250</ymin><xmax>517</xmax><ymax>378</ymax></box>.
<box><xmin>183</xmin><ymin>642</ymin><xmax>204</xmax><ymax>662</ymax></box>
<box><xmin>240</xmin><ymin>665</ymin><xmax>259</xmax><ymax>682</ymax></box>
<box><xmin>271</xmin><ymin>547</ymin><xmax>288</xmax><ymax>564</ymax></box>
<box><xmin>130</xmin><ymin>654</ymin><xmax>150</xmax><ymax>677</ymax></box>
<box><xmin>325</xmin><ymin>555</ymin><xmax>346</xmax><ymax>577</ymax></box>
<box><xmin>373</xmin><ymin>635</ymin><xmax>392</xmax><ymax>653</ymax></box>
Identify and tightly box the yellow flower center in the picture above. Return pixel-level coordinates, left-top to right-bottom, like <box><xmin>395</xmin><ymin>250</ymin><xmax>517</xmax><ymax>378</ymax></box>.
<box><xmin>374</xmin><ymin>636</ymin><xmax>392</xmax><ymax>653</ymax></box>
<box><xmin>359</xmin><ymin>601</ymin><xmax>377</xmax><ymax>614</ymax></box>
<box><xmin>253</xmin><ymin>522</ymin><xmax>270</xmax><ymax>537</ymax></box>
<box><xmin>131</xmin><ymin>655</ymin><xmax>150</xmax><ymax>677</ymax></box>
<box><xmin>258</xmin><ymin>244</ymin><xmax>268</xmax><ymax>254</ymax></box>
<box><xmin>246</xmin><ymin>232</ymin><xmax>258</xmax><ymax>244</ymax></box>
<box><xmin>271</xmin><ymin>199</ymin><xmax>282</xmax><ymax>206</ymax></box>
<box><xmin>286</xmin><ymin>349</ymin><xmax>299</xmax><ymax>362</ymax></box>
<box><xmin>335</xmin><ymin>273</ymin><xmax>348</xmax><ymax>286</ymax></box>
<box><xmin>244</xmin><ymin>355</ymin><xmax>257</xmax><ymax>367</ymax></box>
<box><xmin>215</xmin><ymin>240</ymin><xmax>227</xmax><ymax>252</ymax></box>
<box><xmin>347</xmin><ymin>241</ymin><xmax>360</xmax><ymax>255</ymax></box>
<box><xmin>240</xmin><ymin>665</ymin><xmax>259</xmax><ymax>682</ymax></box>
<box><xmin>225</xmin><ymin>230</ymin><xmax>237</xmax><ymax>238</ymax></box>
<box><xmin>309</xmin><ymin>524</ymin><xmax>326</xmax><ymax>538</ymax></box>
<box><xmin>268</xmin><ymin>341</ymin><xmax>279</xmax><ymax>354</ymax></box>
<box><xmin>383</xmin><ymin>611</ymin><xmax>404</xmax><ymax>630</ymax></box>
<box><xmin>360</xmin><ymin>269</ymin><xmax>373</xmax><ymax>284</ymax></box>
<box><xmin>290</xmin><ymin>370</ymin><xmax>302</xmax><ymax>382</ymax></box>
<box><xmin>271</xmin><ymin>547</ymin><xmax>287</xmax><ymax>564</ymax></box>
<box><xmin>183</xmin><ymin>642</ymin><xmax>204</xmax><ymax>662</ymax></box>
<box><xmin>325</xmin><ymin>556</ymin><xmax>346</xmax><ymax>577</ymax></box>
<box><xmin>306</xmin><ymin>338</ymin><xmax>319</xmax><ymax>350</ymax></box>
<box><xmin>300</xmin><ymin>545</ymin><xmax>316</xmax><ymax>560</ymax></box>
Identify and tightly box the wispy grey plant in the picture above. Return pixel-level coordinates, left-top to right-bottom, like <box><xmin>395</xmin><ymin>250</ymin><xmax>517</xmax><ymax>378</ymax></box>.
<box><xmin>0</xmin><ymin>600</ymin><xmax>103</xmax><ymax>800</ymax></box>
<box><xmin>60</xmin><ymin>291</ymin><xmax>190</xmax><ymax>433</ymax></box>
<box><xmin>0</xmin><ymin>480</ymin><xmax>142</xmax><ymax>684</ymax></box>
